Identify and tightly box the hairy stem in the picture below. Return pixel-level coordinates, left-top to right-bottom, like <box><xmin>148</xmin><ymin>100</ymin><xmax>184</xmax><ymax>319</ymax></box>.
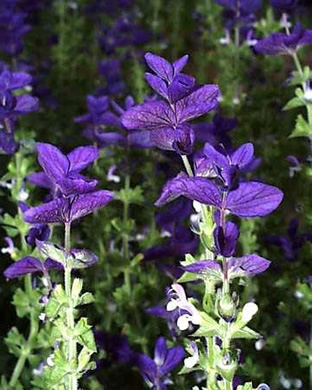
<box><xmin>123</xmin><ymin>174</ymin><xmax>131</xmax><ymax>295</ymax></box>
<box><xmin>64</xmin><ymin>222</ymin><xmax>77</xmax><ymax>390</ymax></box>
<box><xmin>9</xmin><ymin>275</ymin><xmax>39</xmax><ymax>387</ymax></box>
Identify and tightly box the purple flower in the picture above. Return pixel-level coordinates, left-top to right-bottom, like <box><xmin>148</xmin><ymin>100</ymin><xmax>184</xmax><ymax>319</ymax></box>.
<box><xmin>195</xmin><ymin>142</ymin><xmax>257</xmax><ymax>189</ymax></box>
<box><xmin>155</xmin><ymin>172</ymin><xmax>283</xmax><ymax>218</ymax></box>
<box><xmin>0</xmin><ymin>9</ymin><xmax>31</xmax><ymax>56</ymax></box>
<box><xmin>32</xmin><ymin>143</ymin><xmax>99</xmax><ymax>196</ymax></box>
<box><xmin>98</xmin><ymin>16</ymin><xmax>150</xmax><ymax>56</ymax></box>
<box><xmin>4</xmin><ymin>256</ymin><xmax>61</xmax><ymax>279</ymax></box>
<box><xmin>255</xmin><ymin>25</ymin><xmax>312</xmax><ymax>56</ymax></box>
<box><xmin>144</xmin><ymin>226</ymin><xmax>199</xmax><ymax>261</ymax></box>
<box><xmin>193</xmin><ymin>114</ymin><xmax>237</xmax><ymax>149</ymax></box>
<box><xmin>19</xmin><ymin>202</ymin><xmax>50</xmax><ymax>246</ymax></box>
<box><xmin>94</xmin><ymin>331</ymin><xmax>137</xmax><ymax>365</ymax></box>
<box><xmin>122</xmin><ymin>54</ymin><xmax>220</xmax><ymax>154</ymax></box>
<box><xmin>214</xmin><ymin>221</ymin><xmax>240</xmax><ymax>257</ymax></box>
<box><xmin>75</xmin><ymin>95</ymin><xmax>114</xmax><ymax>127</ymax></box>
<box><xmin>144</xmin><ymin>52</ymin><xmax>196</xmax><ymax>104</ymax></box>
<box><xmin>23</xmin><ymin>190</ymin><xmax>114</xmax><ymax>225</ymax></box>
<box><xmin>184</xmin><ymin>254</ymin><xmax>270</xmax><ymax>280</ymax></box>
<box><xmin>0</xmin><ymin>70</ymin><xmax>38</xmax><ymax>154</ymax></box>
<box><xmin>266</xmin><ymin>218</ymin><xmax>312</xmax><ymax>261</ymax></box>
<box><xmin>270</xmin><ymin>0</ymin><xmax>297</xmax><ymax>12</ymax></box>
<box><xmin>216</xmin><ymin>0</ymin><xmax>262</xmax><ymax>15</ymax></box>
<box><xmin>0</xmin><ymin>70</ymin><xmax>32</xmax><ymax>91</ymax></box>
<box><xmin>98</xmin><ymin>59</ymin><xmax>125</xmax><ymax>96</ymax></box>
<box><xmin>137</xmin><ymin>337</ymin><xmax>184</xmax><ymax>390</ymax></box>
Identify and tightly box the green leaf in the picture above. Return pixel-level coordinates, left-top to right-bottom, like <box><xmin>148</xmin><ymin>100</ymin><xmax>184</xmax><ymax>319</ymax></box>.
<box><xmin>231</xmin><ymin>326</ymin><xmax>261</xmax><ymax>340</ymax></box>
<box><xmin>78</xmin><ymin>292</ymin><xmax>95</xmax><ymax>306</ymax></box>
<box><xmin>72</xmin><ymin>278</ymin><xmax>83</xmax><ymax>304</ymax></box>
<box><xmin>283</xmin><ymin>97</ymin><xmax>305</xmax><ymax>111</ymax></box>
<box><xmin>116</xmin><ymin>186</ymin><xmax>144</xmax><ymax>205</ymax></box>
<box><xmin>45</xmin><ymin>284</ymin><xmax>67</xmax><ymax>319</ymax></box>
<box><xmin>12</xmin><ymin>288</ymin><xmax>41</xmax><ymax>318</ymax></box>
<box><xmin>37</xmin><ymin>241</ymin><xmax>68</xmax><ymax>265</ymax></box>
<box><xmin>75</xmin><ymin>318</ymin><xmax>97</xmax><ymax>352</ymax></box>
<box><xmin>289</xmin><ymin>114</ymin><xmax>312</xmax><ymax>138</ymax></box>
<box><xmin>5</xmin><ymin>327</ymin><xmax>26</xmax><ymax>357</ymax></box>
<box><xmin>192</xmin><ymin>312</ymin><xmax>219</xmax><ymax>337</ymax></box>
<box><xmin>77</xmin><ymin>346</ymin><xmax>94</xmax><ymax>372</ymax></box>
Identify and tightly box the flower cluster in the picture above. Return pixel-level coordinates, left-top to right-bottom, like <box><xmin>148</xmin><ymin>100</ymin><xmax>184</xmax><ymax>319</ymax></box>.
<box><xmin>122</xmin><ymin>52</ymin><xmax>220</xmax><ymax>154</ymax></box>
<box><xmin>0</xmin><ymin>70</ymin><xmax>38</xmax><ymax>153</ymax></box>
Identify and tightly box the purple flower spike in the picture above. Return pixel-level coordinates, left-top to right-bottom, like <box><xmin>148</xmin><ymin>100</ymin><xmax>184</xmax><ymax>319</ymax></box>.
<box><xmin>255</xmin><ymin>26</ymin><xmax>312</xmax><ymax>56</ymax></box>
<box><xmin>137</xmin><ymin>337</ymin><xmax>184</xmax><ymax>390</ymax></box>
<box><xmin>122</xmin><ymin>52</ymin><xmax>220</xmax><ymax>154</ymax></box>
<box><xmin>36</xmin><ymin>143</ymin><xmax>99</xmax><ymax>196</ymax></box>
<box><xmin>4</xmin><ymin>256</ymin><xmax>61</xmax><ymax>279</ymax></box>
<box><xmin>24</xmin><ymin>190</ymin><xmax>114</xmax><ymax>224</ymax></box>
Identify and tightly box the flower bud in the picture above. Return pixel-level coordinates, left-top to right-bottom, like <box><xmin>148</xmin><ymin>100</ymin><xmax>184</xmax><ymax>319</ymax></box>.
<box><xmin>241</xmin><ymin>302</ymin><xmax>258</xmax><ymax>323</ymax></box>
<box><xmin>216</xmin><ymin>352</ymin><xmax>238</xmax><ymax>381</ymax></box>
<box><xmin>219</xmin><ymin>294</ymin><xmax>236</xmax><ymax>319</ymax></box>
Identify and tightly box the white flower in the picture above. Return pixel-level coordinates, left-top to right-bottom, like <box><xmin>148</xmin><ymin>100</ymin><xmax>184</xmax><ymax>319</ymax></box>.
<box><xmin>241</xmin><ymin>302</ymin><xmax>258</xmax><ymax>322</ymax></box>
<box><xmin>47</xmin><ymin>354</ymin><xmax>55</xmax><ymax>367</ymax></box>
<box><xmin>184</xmin><ymin>342</ymin><xmax>199</xmax><ymax>369</ymax></box>
<box><xmin>39</xmin><ymin>313</ymin><xmax>46</xmax><ymax>322</ymax></box>
<box><xmin>167</xmin><ymin>284</ymin><xmax>201</xmax><ymax>331</ymax></box>
<box><xmin>255</xmin><ymin>339</ymin><xmax>266</xmax><ymax>351</ymax></box>
<box><xmin>107</xmin><ymin>165</ymin><xmax>120</xmax><ymax>183</ymax></box>
<box><xmin>294</xmin><ymin>290</ymin><xmax>304</xmax><ymax>299</ymax></box>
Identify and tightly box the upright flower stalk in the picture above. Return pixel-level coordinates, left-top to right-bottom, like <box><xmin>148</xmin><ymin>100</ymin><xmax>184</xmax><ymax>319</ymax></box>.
<box><xmin>123</xmin><ymin>52</ymin><xmax>283</xmax><ymax>389</ymax></box>
<box><xmin>4</xmin><ymin>143</ymin><xmax>114</xmax><ymax>388</ymax></box>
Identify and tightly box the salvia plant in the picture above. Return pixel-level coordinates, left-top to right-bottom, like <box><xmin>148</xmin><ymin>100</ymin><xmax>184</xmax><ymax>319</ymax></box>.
<box><xmin>1</xmin><ymin>1</ymin><xmax>312</xmax><ymax>390</ymax></box>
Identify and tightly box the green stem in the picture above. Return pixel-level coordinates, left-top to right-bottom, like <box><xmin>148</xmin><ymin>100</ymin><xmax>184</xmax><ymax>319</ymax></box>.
<box><xmin>224</xmin><ymin>379</ymin><xmax>233</xmax><ymax>390</ymax></box>
<box><xmin>181</xmin><ymin>155</ymin><xmax>194</xmax><ymax>177</ymax></box>
<box><xmin>123</xmin><ymin>175</ymin><xmax>131</xmax><ymax>295</ymax></box>
<box><xmin>64</xmin><ymin>222</ymin><xmax>77</xmax><ymax>390</ymax></box>
<box><xmin>9</xmin><ymin>152</ymin><xmax>40</xmax><ymax>386</ymax></box>
<box><xmin>9</xmin><ymin>275</ymin><xmax>39</xmax><ymax>387</ymax></box>
<box><xmin>206</xmin><ymin>337</ymin><xmax>217</xmax><ymax>390</ymax></box>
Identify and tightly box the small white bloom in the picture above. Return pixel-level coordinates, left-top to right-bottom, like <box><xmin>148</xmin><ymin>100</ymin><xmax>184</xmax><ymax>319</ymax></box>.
<box><xmin>280</xmin><ymin>372</ymin><xmax>291</xmax><ymax>389</ymax></box>
<box><xmin>293</xmin><ymin>379</ymin><xmax>302</xmax><ymax>388</ymax></box>
<box><xmin>192</xmin><ymin>201</ymin><xmax>202</xmax><ymax>213</ymax></box>
<box><xmin>255</xmin><ymin>339</ymin><xmax>266</xmax><ymax>351</ymax></box>
<box><xmin>167</xmin><ymin>284</ymin><xmax>201</xmax><ymax>330</ymax></box>
<box><xmin>184</xmin><ymin>342</ymin><xmax>199</xmax><ymax>369</ymax></box>
<box><xmin>39</xmin><ymin>313</ymin><xmax>46</xmax><ymax>322</ymax></box>
<box><xmin>241</xmin><ymin>302</ymin><xmax>258</xmax><ymax>322</ymax></box>
<box><xmin>17</xmin><ymin>188</ymin><xmax>29</xmax><ymax>201</ymax></box>
<box><xmin>304</xmin><ymin>83</ymin><xmax>312</xmax><ymax>102</ymax></box>
<box><xmin>32</xmin><ymin>362</ymin><xmax>45</xmax><ymax>376</ymax></box>
<box><xmin>107</xmin><ymin>165</ymin><xmax>120</xmax><ymax>183</ymax></box>
<box><xmin>47</xmin><ymin>354</ymin><xmax>55</xmax><ymax>367</ymax></box>
<box><xmin>42</xmin><ymin>276</ymin><xmax>49</xmax><ymax>288</ymax></box>
<box><xmin>294</xmin><ymin>290</ymin><xmax>304</xmax><ymax>299</ymax></box>
<box><xmin>219</xmin><ymin>30</ymin><xmax>231</xmax><ymax>45</ymax></box>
